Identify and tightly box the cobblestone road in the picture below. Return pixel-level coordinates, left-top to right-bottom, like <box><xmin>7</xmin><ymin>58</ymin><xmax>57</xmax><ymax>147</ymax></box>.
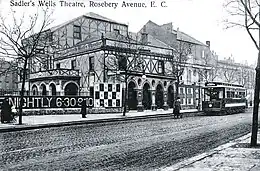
<box><xmin>0</xmin><ymin>112</ymin><xmax>253</xmax><ymax>170</ymax></box>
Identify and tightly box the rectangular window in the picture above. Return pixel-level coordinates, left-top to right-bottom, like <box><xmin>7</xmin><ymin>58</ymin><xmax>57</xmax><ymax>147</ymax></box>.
<box><xmin>114</xmin><ymin>29</ymin><xmax>120</xmax><ymax>35</ymax></box>
<box><xmin>202</xmin><ymin>50</ymin><xmax>205</xmax><ymax>58</ymax></box>
<box><xmin>49</xmin><ymin>32</ymin><xmax>53</xmax><ymax>42</ymax></box>
<box><xmin>187</xmin><ymin>88</ymin><xmax>192</xmax><ymax>94</ymax></box>
<box><xmin>158</xmin><ymin>60</ymin><xmax>164</xmax><ymax>74</ymax></box>
<box><xmin>56</xmin><ymin>63</ymin><xmax>60</xmax><ymax>69</ymax></box>
<box><xmin>181</xmin><ymin>98</ymin><xmax>185</xmax><ymax>105</ymax></box>
<box><xmin>71</xmin><ymin>59</ymin><xmax>76</xmax><ymax>69</ymax></box>
<box><xmin>119</xmin><ymin>56</ymin><xmax>127</xmax><ymax>70</ymax></box>
<box><xmin>188</xmin><ymin>98</ymin><xmax>192</xmax><ymax>105</ymax></box>
<box><xmin>180</xmin><ymin>87</ymin><xmax>184</xmax><ymax>94</ymax></box>
<box><xmin>89</xmin><ymin>56</ymin><xmax>94</xmax><ymax>71</ymax></box>
<box><xmin>73</xmin><ymin>25</ymin><xmax>81</xmax><ymax>39</ymax></box>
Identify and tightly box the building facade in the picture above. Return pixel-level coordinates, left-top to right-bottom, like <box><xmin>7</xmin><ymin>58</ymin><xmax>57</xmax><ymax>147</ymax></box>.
<box><xmin>19</xmin><ymin>12</ymin><xmax>255</xmax><ymax>112</ymax></box>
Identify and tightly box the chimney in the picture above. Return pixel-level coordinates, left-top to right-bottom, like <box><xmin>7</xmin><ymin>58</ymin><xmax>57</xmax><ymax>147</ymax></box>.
<box><xmin>206</xmin><ymin>41</ymin><xmax>210</xmax><ymax>47</ymax></box>
<box><xmin>141</xmin><ymin>25</ymin><xmax>148</xmax><ymax>44</ymax></box>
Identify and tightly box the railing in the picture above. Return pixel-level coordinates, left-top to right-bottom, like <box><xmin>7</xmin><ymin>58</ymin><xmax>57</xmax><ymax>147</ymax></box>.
<box><xmin>29</xmin><ymin>69</ymin><xmax>80</xmax><ymax>80</ymax></box>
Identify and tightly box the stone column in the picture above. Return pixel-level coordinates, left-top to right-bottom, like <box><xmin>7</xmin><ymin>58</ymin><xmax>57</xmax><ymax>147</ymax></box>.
<box><xmin>163</xmin><ymin>91</ymin><xmax>169</xmax><ymax>110</ymax></box>
<box><xmin>136</xmin><ymin>89</ymin><xmax>144</xmax><ymax>112</ymax></box>
<box><xmin>150</xmin><ymin>90</ymin><xmax>157</xmax><ymax>111</ymax></box>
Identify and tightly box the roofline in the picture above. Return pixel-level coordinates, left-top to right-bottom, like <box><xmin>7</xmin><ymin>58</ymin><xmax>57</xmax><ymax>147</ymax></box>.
<box><xmin>50</xmin><ymin>14</ymin><xmax>128</xmax><ymax>33</ymax></box>
<box><xmin>83</xmin><ymin>15</ymin><xmax>128</xmax><ymax>27</ymax></box>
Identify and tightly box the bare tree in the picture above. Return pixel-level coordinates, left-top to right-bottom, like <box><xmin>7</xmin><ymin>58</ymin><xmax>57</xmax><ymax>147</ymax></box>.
<box><xmin>197</xmin><ymin>51</ymin><xmax>219</xmax><ymax>82</ymax></box>
<box><xmin>224</xmin><ymin>0</ymin><xmax>260</xmax><ymax>146</ymax></box>
<box><xmin>221</xmin><ymin>65</ymin><xmax>239</xmax><ymax>83</ymax></box>
<box><xmin>166</xmin><ymin>39</ymin><xmax>191</xmax><ymax>102</ymax></box>
<box><xmin>0</xmin><ymin>8</ymin><xmax>53</xmax><ymax>124</ymax></box>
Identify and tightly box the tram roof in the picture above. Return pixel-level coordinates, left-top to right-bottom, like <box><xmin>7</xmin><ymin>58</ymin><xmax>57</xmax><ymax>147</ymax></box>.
<box><xmin>203</xmin><ymin>85</ymin><xmax>246</xmax><ymax>90</ymax></box>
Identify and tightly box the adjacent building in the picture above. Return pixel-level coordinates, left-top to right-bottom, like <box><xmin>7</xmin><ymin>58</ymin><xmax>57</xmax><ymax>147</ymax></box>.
<box><xmin>0</xmin><ymin>59</ymin><xmax>18</xmax><ymax>95</ymax></box>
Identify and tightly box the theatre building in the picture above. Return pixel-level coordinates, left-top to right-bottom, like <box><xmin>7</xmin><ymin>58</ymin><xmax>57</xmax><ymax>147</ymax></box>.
<box><xmin>22</xmin><ymin>12</ymin><xmax>212</xmax><ymax>112</ymax></box>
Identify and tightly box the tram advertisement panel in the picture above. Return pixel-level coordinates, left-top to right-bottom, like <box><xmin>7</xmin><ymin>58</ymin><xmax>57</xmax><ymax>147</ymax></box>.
<box><xmin>0</xmin><ymin>96</ymin><xmax>94</xmax><ymax>109</ymax></box>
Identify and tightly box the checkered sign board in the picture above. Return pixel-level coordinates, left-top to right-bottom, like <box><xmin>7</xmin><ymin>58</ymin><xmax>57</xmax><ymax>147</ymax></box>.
<box><xmin>94</xmin><ymin>83</ymin><xmax>122</xmax><ymax>108</ymax></box>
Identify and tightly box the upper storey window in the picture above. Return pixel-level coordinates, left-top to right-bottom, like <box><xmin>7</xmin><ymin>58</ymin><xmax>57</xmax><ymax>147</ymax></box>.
<box><xmin>114</xmin><ymin>29</ymin><xmax>120</xmax><ymax>35</ymax></box>
<box><xmin>73</xmin><ymin>25</ymin><xmax>81</xmax><ymax>39</ymax></box>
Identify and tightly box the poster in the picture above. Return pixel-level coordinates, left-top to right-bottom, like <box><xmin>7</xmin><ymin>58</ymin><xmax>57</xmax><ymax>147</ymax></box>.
<box><xmin>0</xmin><ymin>0</ymin><xmax>258</xmax><ymax>170</ymax></box>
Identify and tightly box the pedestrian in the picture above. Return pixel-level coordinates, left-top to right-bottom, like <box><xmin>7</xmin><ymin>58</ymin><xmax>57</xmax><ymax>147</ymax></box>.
<box><xmin>81</xmin><ymin>100</ymin><xmax>87</xmax><ymax>118</ymax></box>
<box><xmin>173</xmin><ymin>97</ymin><xmax>182</xmax><ymax>119</ymax></box>
<box><xmin>1</xmin><ymin>97</ymin><xmax>12</xmax><ymax>123</ymax></box>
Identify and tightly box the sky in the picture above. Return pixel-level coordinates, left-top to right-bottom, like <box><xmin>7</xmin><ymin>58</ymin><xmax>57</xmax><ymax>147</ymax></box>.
<box><xmin>0</xmin><ymin>0</ymin><xmax>258</xmax><ymax>65</ymax></box>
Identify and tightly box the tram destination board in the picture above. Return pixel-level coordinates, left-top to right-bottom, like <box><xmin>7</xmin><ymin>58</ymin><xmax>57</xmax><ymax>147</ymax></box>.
<box><xmin>0</xmin><ymin>96</ymin><xmax>94</xmax><ymax>109</ymax></box>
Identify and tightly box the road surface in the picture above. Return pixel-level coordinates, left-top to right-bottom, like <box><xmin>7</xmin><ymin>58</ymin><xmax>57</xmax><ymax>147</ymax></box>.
<box><xmin>0</xmin><ymin>112</ymin><xmax>253</xmax><ymax>170</ymax></box>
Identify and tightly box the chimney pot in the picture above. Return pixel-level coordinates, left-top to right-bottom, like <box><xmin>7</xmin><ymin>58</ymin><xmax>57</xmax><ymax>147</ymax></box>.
<box><xmin>206</xmin><ymin>41</ymin><xmax>210</xmax><ymax>47</ymax></box>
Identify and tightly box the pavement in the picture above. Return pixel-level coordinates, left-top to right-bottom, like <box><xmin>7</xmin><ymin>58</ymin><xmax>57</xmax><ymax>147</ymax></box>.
<box><xmin>161</xmin><ymin>131</ymin><xmax>260</xmax><ymax>171</ymax></box>
<box><xmin>1</xmin><ymin>107</ymin><xmax>260</xmax><ymax>171</ymax></box>
<box><xmin>0</xmin><ymin>108</ymin><xmax>199</xmax><ymax>132</ymax></box>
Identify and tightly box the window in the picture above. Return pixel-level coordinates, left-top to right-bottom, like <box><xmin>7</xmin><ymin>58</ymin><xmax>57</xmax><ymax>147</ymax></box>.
<box><xmin>202</xmin><ymin>50</ymin><xmax>205</xmax><ymax>58</ymax></box>
<box><xmin>158</xmin><ymin>60</ymin><xmax>164</xmax><ymax>74</ymax></box>
<box><xmin>118</xmin><ymin>56</ymin><xmax>127</xmax><ymax>70</ymax></box>
<box><xmin>71</xmin><ymin>59</ymin><xmax>76</xmax><ymax>69</ymax></box>
<box><xmin>181</xmin><ymin>98</ymin><xmax>185</xmax><ymax>105</ymax></box>
<box><xmin>187</xmin><ymin>88</ymin><xmax>192</xmax><ymax>94</ymax></box>
<box><xmin>73</xmin><ymin>25</ymin><xmax>81</xmax><ymax>39</ymax></box>
<box><xmin>49</xmin><ymin>32</ymin><xmax>53</xmax><ymax>42</ymax></box>
<box><xmin>188</xmin><ymin>98</ymin><xmax>192</xmax><ymax>105</ymax></box>
<box><xmin>56</xmin><ymin>63</ymin><xmax>60</xmax><ymax>69</ymax></box>
<box><xmin>89</xmin><ymin>56</ymin><xmax>94</xmax><ymax>71</ymax></box>
<box><xmin>193</xmin><ymin>69</ymin><xmax>196</xmax><ymax>76</ymax></box>
<box><xmin>180</xmin><ymin>87</ymin><xmax>184</xmax><ymax>94</ymax></box>
<box><xmin>114</xmin><ymin>29</ymin><xmax>120</xmax><ymax>35</ymax></box>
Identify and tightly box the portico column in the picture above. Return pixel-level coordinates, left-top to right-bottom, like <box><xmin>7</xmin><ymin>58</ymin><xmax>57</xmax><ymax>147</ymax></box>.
<box><xmin>163</xmin><ymin>91</ymin><xmax>169</xmax><ymax>110</ymax></box>
<box><xmin>150</xmin><ymin>90</ymin><xmax>157</xmax><ymax>111</ymax></box>
<box><xmin>136</xmin><ymin>89</ymin><xmax>144</xmax><ymax>112</ymax></box>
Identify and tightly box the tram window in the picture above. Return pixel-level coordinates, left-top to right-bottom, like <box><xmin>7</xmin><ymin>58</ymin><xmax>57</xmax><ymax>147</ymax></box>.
<box><xmin>227</xmin><ymin>91</ymin><xmax>235</xmax><ymax>98</ymax></box>
<box><xmin>227</xmin><ymin>91</ymin><xmax>231</xmax><ymax>98</ymax></box>
<box><xmin>239</xmin><ymin>92</ymin><xmax>245</xmax><ymax>98</ymax></box>
<box><xmin>219</xmin><ymin>90</ymin><xmax>223</xmax><ymax>98</ymax></box>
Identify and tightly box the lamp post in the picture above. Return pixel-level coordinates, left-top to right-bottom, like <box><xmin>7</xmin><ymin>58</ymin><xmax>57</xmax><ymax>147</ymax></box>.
<box><xmin>198</xmin><ymin>79</ymin><xmax>201</xmax><ymax>111</ymax></box>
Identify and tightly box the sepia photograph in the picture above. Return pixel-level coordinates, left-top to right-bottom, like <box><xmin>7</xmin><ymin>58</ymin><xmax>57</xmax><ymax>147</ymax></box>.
<box><xmin>0</xmin><ymin>0</ymin><xmax>260</xmax><ymax>170</ymax></box>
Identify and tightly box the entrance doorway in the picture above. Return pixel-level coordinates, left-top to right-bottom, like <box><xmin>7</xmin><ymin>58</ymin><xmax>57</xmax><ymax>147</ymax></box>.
<box><xmin>64</xmin><ymin>83</ymin><xmax>78</xmax><ymax>95</ymax></box>
<box><xmin>167</xmin><ymin>85</ymin><xmax>174</xmax><ymax>108</ymax></box>
<box><xmin>128</xmin><ymin>81</ymin><xmax>137</xmax><ymax>110</ymax></box>
<box><xmin>155</xmin><ymin>84</ymin><xmax>164</xmax><ymax>109</ymax></box>
<box><xmin>143</xmin><ymin>83</ymin><xmax>151</xmax><ymax>110</ymax></box>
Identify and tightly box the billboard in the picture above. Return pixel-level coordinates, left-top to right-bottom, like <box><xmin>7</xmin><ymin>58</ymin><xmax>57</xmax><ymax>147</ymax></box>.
<box><xmin>0</xmin><ymin>96</ymin><xmax>94</xmax><ymax>109</ymax></box>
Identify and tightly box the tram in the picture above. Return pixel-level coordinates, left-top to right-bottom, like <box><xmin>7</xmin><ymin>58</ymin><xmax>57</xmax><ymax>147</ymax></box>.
<box><xmin>202</xmin><ymin>82</ymin><xmax>247</xmax><ymax>115</ymax></box>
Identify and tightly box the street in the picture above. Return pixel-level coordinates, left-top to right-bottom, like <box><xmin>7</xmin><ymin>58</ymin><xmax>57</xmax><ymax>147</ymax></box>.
<box><xmin>0</xmin><ymin>112</ymin><xmax>253</xmax><ymax>171</ymax></box>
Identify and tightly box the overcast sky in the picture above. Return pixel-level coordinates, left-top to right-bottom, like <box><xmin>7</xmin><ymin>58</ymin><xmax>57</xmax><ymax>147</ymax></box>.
<box><xmin>0</xmin><ymin>0</ymin><xmax>258</xmax><ymax>65</ymax></box>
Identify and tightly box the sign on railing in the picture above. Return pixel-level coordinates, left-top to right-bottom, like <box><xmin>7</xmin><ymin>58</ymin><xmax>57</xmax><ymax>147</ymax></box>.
<box><xmin>56</xmin><ymin>39</ymin><xmax>103</xmax><ymax>58</ymax></box>
<box><xmin>0</xmin><ymin>96</ymin><xmax>94</xmax><ymax>109</ymax></box>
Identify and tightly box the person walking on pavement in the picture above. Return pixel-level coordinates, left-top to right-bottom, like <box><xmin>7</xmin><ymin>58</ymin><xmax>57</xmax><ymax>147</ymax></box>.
<box><xmin>1</xmin><ymin>97</ymin><xmax>12</xmax><ymax>123</ymax></box>
<box><xmin>81</xmin><ymin>100</ymin><xmax>87</xmax><ymax>118</ymax></box>
<box><xmin>173</xmin><ymin>97</ymin><xmax>182</xmax><ymax>119</ymax></box>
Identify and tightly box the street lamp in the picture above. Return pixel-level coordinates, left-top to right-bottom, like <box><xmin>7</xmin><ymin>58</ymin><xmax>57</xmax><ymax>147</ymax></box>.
<box><xmin>198</xmin><ymin>79</ymin><xmax>201</xmax><ymax>111</ymax></box>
